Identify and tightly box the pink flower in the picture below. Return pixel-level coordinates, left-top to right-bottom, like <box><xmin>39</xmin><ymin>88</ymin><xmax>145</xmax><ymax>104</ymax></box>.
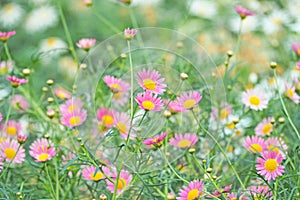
<box><xmin>106</xmin><ymin>169</ymin><xmax>132</xmax><ymax>194</ymax></box>
<box><xmin>241</xmin><ymin>89</ymin><xmax>268</xmax><ymax>111</ymax></box>
<box><xmin>292</xmin><ymin>43</ymin><xmax>300</xmax><ymax>57</ymax></box>
<box><xmin>60</xmin><ymin>98</ymin><xmax>84</xmax><ymax>113</ymax></box>
<box><xmin>54</xmin><ymin>87</ymin><xmax>71</xmax><ymax>99</ymax></box>
<box><xmin>97</xmin><ymin>108</ymin><xmax>116</xmax><ymax>128</ymax></box>
<box><xmin>235</xmin><ymin>6</ymin><xmax>255</xmax><ymax>19</ymax></box>
<box><xmin>169</xmin><ymin>133</ymin><xmax>198</xmax><ymax>149</ymax></box>
<box><xmin>114</xmin><ymin>112</ymin><xmax>134</xmax><ymax>139</ymax></box>
<box><xmin>124</xmin><ymin>28</ymin><xmax>137</xmax><ymax>40</ymax></box>
<box><xmin>11</xmin><ymin>94</ymin><xmax>30</xmax><ymax>113</ymax></box>
<box><xmin>207</xmin><ymin>184</ymin><xmax>232</xmax><ymax>198</ymax></box>
<box><xmin>255</xmin><ymin>117</ymin><xmax>274</xmax><ymax>136</ymax></box>
<box><xmin>244</xmin><ymin>136</ymin><xmax>267</xmax><ymax>154</ymax></box>
<box><xmin>83</xmin><ymin>0</ymin><xmax>92</xmax><ymax>6</ymax></box>
<box><xmin>17</xmin><ymin>134</ymin><xmax>27</xmax><ymax>144</ymax></box>
<box><xmin>0</xmin><ymin>60</ymin><xmax>13</xmax><ymax>75</ymax></box>
<box><xmin>297</xmin><ymin>62</ymin><xmax>300</xmax><ymax>70</ymax></box>
<box><xmin>29</xmin><ymin>138</ymin><xmax>56</xmax><ymax>162</ymax></box>
<box><xmin>284</xmin><ymin>83</ymin><xmax>300</xmax><ymax>104</ymax></box>
<box><xmin>0</xmin><ymin>139</ymin><xmax>25</xmax><ymax>164</ymax></box>
<box><xmin>256</xmin><ymin>150</ymin><xmax>285</xmax><ymax>181</ymax></box>
<box><xmin>0</xmin><ymin>31</ymin><xmax>16</xmax><ymax>42</ymax></box>
<box><xmin>226</xmin><ymin>192</ymin><xmax>249</xmax><ymax>200</ymax></box>
<box><xmin>210</xmin><ymin>102</ymin><xmax>233</xmax><ymax>121</ymax></box>
<box><xmin>0</xmin><ymin>120</ymin><xmax>22</xmax><ymax>137</ymax></box>
<box><xmin>61</xmin><ymin>109</ymin><xmax>87</xmax><ymax>128</ymax></box>
<box><xmin>0</xmin><ymin>157</ymin><xmax>3</xmax><ymax>173</ymax></box>
<box><xmin>6</xmin><ymin>75</ymin><xmax>28</xmax><ymax>87</ymax></box>
<box><xmin>137</xmin><ymin>68</ymin><xmax>167</xmax><ymax>94</ymax></box>
<box><xmin>165</xmin><ymin>99</ymin><xmax>182</xmax><ymax>113</ymax></box>
<box><xmin>76</xmin><ymin>38</ymin><xmax>96</xmax><ymax>51</ymax></box>
<box><xmin>82</xmin><ymin>165</ymin><xmax>110</xmax><ymax>181</ymax></box>
<box><xmin>0</xmin><ymin>113</ymin><xmax>2</xmax><ymax>123</ymax></box>
<box><xmin>247</xmin><ymin>185</ymin><xmax>273</xmax><ymax>199</ymax></box>
<box><xmin>135</xmin><ymin>92</ymin><xmax>164</xmax><ymax>111</ymax></box>
<box><xmin>177</xmin><ymin>180</ymin><xmax>204</xmax><ymax>200</ymax></box>
<box><xmin>174</xmin><ymin>91</ymin><xmax>202</xmax><ymax>112</ymax></box>
<box><xmin>143</xmin><ymin>131</ymin><xmax>168</xmax><ymax>148</ymax></box>
<box><xmin>266</xmin><ymin>137</ymin><xmax>288</xmax><ymax>159</ymax></box>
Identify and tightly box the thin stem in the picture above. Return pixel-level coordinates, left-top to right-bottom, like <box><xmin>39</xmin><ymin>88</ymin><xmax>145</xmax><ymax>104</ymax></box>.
<box><xmin>54</xmin><ymin>158</ymin><xmax>60</xmax><ymax>200</ymax></box>
<box><xmin>45</xmin><ymin>163</ymin><xmax>56</xmax><ymax>200</ymax></box>
<box><xmin>94</xmin><ymin>13</ymin><xmax>120</xmax><ymax>34</ymax></box>
<box><xmin>4</xmin><ymin>42</ymin><xmax>12</xmax><ymax>61</ymax></box>
<box><xmin>234</xmin><ymin>19</ymin><xmax>243</xmax><ymax>61</ymax></box>
<box><xmin>273</xmin><ymin>69</ymin><xmax>300</xmax><ymax>140</ymax></box>
<box><xmin>138</xmin><ymin>111</ymin><xmax>148</xmax><ymax>126</ymax></box>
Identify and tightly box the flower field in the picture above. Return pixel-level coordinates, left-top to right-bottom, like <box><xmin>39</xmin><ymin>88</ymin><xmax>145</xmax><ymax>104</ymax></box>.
<box><xmin>0</xmin><ymin>0</ymin><xmax>300</xmax><ymax>199</ymax></box>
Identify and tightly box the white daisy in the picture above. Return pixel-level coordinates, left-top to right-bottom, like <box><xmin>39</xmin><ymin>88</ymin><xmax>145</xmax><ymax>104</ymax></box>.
<box><xmin>39</xmin><ymin>37</ymin><xmax>67</xmax><ymax>63</ymax></box>
<box><xmin>0</xmin><ymin>3</ymin><xmax>24</xmax><ymax>27</ymax></box>
<box><xmin>261</xmin><ymin>10</ymin><xmax>290</xmax><ymax>35</ymax></box>
<box><xmin>24</xmin><ymin>6</ymin><xmax>58</xmax><ymax>33</ymax></box>
<box><xmin>188</xmin><ymin>0</ymin><xmax>217</xmax><ymax>19</ymax></box>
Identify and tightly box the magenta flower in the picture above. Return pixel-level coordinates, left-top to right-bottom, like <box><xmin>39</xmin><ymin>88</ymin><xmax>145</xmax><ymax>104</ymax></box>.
<box><xmin>0</xmin><ymin>60</ymin><xmax>13</xmax><ymax>75</ymax></box>
<box><xmin>54</xmin><ymin>87</ymin><xmax>71</xmax><ymax>99</ymax></box>
<box><xmin>256</xmin><ymin>150</ymin><xmax>285</xmax><ymax>181</ymax></box>
<box><xmin>29</xmin><ymin>138</ymin><xmax>56</xmax><ymax>162</ymax></box>
<box><xmin>255</xmin><ymin>117</ymin><xmax>274</xmax><ymax>136</ymax></box>
<box><xmin>0</xmin><ymin>112</ymin><xmax>2</xmax><ymax>122</ymax></box>
<box><xmin>0</xmin><ymin>139</ymin><xmax>25</xmax><ymax>164</ymax></box>
<box><xmin>244</xmin><ymin>136</ymin><xmax>267</xmax><ymax>154</ymax></box>
<box><xmin>124</xmin><ymin>28</ymin><xmax>137</xmax><ymax>40</ymax></box>
<box><xmin>0</xmin><ymin>120</ymin><xmax>22</xmax><ymax>137</ymax></box>
<box><xmin>143</xmin><ymin>131</ymin><xmax>168</xmax><ymax>148</ymax></box>
<box><xmin>174</xmin><ymin>91</ymin><xmax>202</xmax><ymax>112</ymax></box>
<box><xmin>6</xmin><ymin>75</ymin><xmax>28</xmax><ymax>87</ymax></box>
<box><xmin>235</xmin><ymin>6</ymin><xmax>255</xmax><ymax>19</ymax></box>
<box><xmin>292</xmin><ymin>43</ymin><xmax>300</xmax><ymax>57</ymax></box>
<box><xmin>297</xmin><ymin>62</ymin><xmax>300</xmax><ymax>70</ymax></box>
<box><xmin>106</xmin><ymin>169</ymin><xmax>132</xmax><ymax>194</ymax></box>
<box><xmin>135</xmin><ymin>92</ymin><xmax>164</xmax><ymax>111</ymax></box>
<box><xmin>17</xmin><ymin>134</ymin><xmax>27</xmax><ymax>144</ymax></box>
<box><xmin>137</xmin><ymin>68</ymin><xmax>167</xmax><ymax>94</ymax></box>
<box><xmin>207</xmin><ymin>184</ymin><xmax>232</xmax><ymax>198</ymax></box>
<box><xmin>82</xmin><ymin>165</ymin><xmax>110</xmax><ymax>181</ymax></box>
<box><xmin>97</xmin><ymin>108</ymin><xmax>116</xmax><ymax>128</ymax></box>
<box><xmin>76</xmin><ymin>38</ymin><xmax>96</xmax><ymax>51</ymax></box>
<box><xmin>61</xmin><ymin>108</ymin><xmax>87</xmax><ymax>128</ymax></box>
<box><xmin>0</xmin><ymin>31</ymin><xmax>16</xmax><ymax>42</ymax></box>
<box><xmin>169</xmin><ymin>133</ymin><xmax>198</xmax><ymax>149</ymax></box>
<box><xmin>165</xmin><ymin>99</ymin><xmax>182</xmax><ymax>113</ymax></box>
<box><xmin>177</xmin><ymin>180</ymin><xmax>204</xmax><ymax>200</ymax></box>
<box><xmin>247</xmin><ymin>185</ymin><xmax>273</xmax><ymax>199</ymax></box>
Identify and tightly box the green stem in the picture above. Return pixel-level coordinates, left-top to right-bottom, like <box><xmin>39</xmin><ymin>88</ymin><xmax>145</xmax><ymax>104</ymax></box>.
<box><xmin>138</xmin><ymin>111</ymin><xmax>148</xmax><ymax>126</ymax></box>
<box><xmin>4</xmin><ymin>42</ymin><xmax>12</xmax><ymax>61</ymax></box>
<box><xmin>273</xmin><ymin>69</ymin><xmax>300</xmax><ymax>140</ymax></box>
<box><xmin>54</xmin><ymin>158</ymin><xmax>60</xmax><ymax>200</ymax></box>
<box><xmin>94</xmin><ymin>13</ymin><xmax>120</xmax><ymax>34</ymax></box>
<box><xmin>234</xmin><ymin>19</ymin><xmax>243</xmax><ymax>61</ymax></box>
<box><xmin>45</xmin><ymin>163</ymin><xmax>56</xmax><ymax>200</ymax></box>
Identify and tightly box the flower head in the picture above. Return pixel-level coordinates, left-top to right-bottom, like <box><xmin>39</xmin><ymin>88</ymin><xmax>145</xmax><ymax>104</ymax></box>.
<box><xmin>255</xmin><ymin>117</ymin><xmax>274</xmax><ymax>136</ymax></box>
<box><xmin>242</xmin><ymin>89</ymin><xmax>268</xmax><ymax>111</ymax></box>
<box><xmin>17</xmin><ymin>134</ymin><xmax>27</xmax><ymax>144</ymax></box>
<box><xmin>29</xmin><ymin>138</ymin><xmax>56</xmax><ymax>162</ymax></box>
<box><xmin>0</xmin><ymin>3</ymin><xmax>24</xmax><ymax>28</ymax></box>
<box><xmin>0</xmin><ymin>60</ymin><xmax>13</xmax><ymax>75</ymax></box>
<box><xmin>76</xmin><ymin>38</ymin><xmax>96</xmax><ymax>51</ymax></box>
<box><xmin>143</xmin><ymin>131</ymin><xmax>168</xmax><ymax>148</ymax></box>
<box><xmin>61</xmin><ymin>109</ymin><xmax>87</xmax><ymax>128</ymax></box>
<box><xmin>0</xmin><ymin>139</ymin><xmax>25</xmax><ymax>164</ymax></box>
<box><xmin>169</xmin><ymin>133</ymin><xmax>198</xmax><ymax>149</ymax></box>
<box><xmin>0</xmin><ymin>31</ymin><xmax>16</xmax><ymax>42</ymax></box>
<box><xmin>97</xmin><ymin>108</ymin><xmax>116</xmax><ymax>129</ymax></box>
<box><xmin>177</xmin><ymin>180</ymin><xmax>204</xmax><ymax>200</ymax></box>
<box><xmin>114</xmin><ymin>112</ymin><xmax>134</xmax><ymax>139</ymax></box>
<box><xmin>137</xmin><ymin>68</ymin><xmax>167</xmax><ymax>94</ymax></box>
<box><xmin>0</xmin><ymin>120</ymin><xmax>22</xmax><ymax>137</ymax></box>
<box><xmin>106</xmin><ymin>169</ymin><xmax>132</xmax><ymax>194</ymax></box>
<box><xmin>235</xmin><ymin>6</ymin><xmax>255</xmax><ymax>20</ymax></box>
<box><xmin>247</xmin><ymin>185</ymin><xmax>273</xmax><ymax>199</ymax></box>
<box><xmin>244</xmin><ymin>136</ymin><xmax>267</xmax><ymax>154</ymax></box>
<box><xmin>266</xmin><ymin>137</ymin><xmax>288</xmax><ymax>159</ymax></box>
<box><xmin>60</xmin><ymin>98</ymin><xmax>84</xmax><ymax>113</ymax></box>
<box><xmin>135</xmin><ymin>92</ymin><xmax>164</xmax><ymax>111</ymax></box>
<box><xmin>174</xmin><ymin>91</ymin><xmax>202</xmax><ymax>112</ymax></box>
<box><xmin>54</xmin><ymin>87</ymin><xmax>71</xmax><ymax>99</ymax></box>
<box><xmin>284</xmin><ymin>83</ymin><xmax>300</xmax><ymax>104</ymax></box>
<box><xmin>124</xmin><ymin>28</ymin><xmax>137</xmax><ymax>40</ymax></box>
<box><xmin>82</xmin><ymin>166</ymin><xmax>109</xmax><ymax>181</ymax></box>
<box><xmin>256</xmin><ymin>150</ymin><xmax>285</xmax><ymax>181</ymax></box>
<box><xmin>6</xmin><ymin>75</ymin><xmax>28</xmax><ymax>87</ymax></box>
<box><xmin>226</xmin><ymin>192</ymin><xmax>248</xmax><ymax>200</ymax></box>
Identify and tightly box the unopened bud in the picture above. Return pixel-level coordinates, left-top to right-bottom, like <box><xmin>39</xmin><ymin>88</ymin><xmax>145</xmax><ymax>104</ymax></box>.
<box><xmin>278</xmin><ymin>117</ymin><xmax>285</xmax><ymax>124</ymax></box>
<box><xmin>180</xmin><ymin>72</ymin><xmax>188</xmax><ymax>80</ymax></box>
<box><xmin>42</xmin><ymin>87</ymin><xmax>48</xmax><ymax>92</ymax></box>
<box><xmin>188</xmin><ymin>148</ymin><xmax>196</xmax><ymax>154</ymax></box>
<box><xmin>46</xmin><ymin>79</ymin><xmax>54</xmax><ymax>86</ymax></box>
<box><xmin>227</xmin><ymin>50</ymin><xmax>234</xmax><ymax>58</ymax></box>
<box><xmin>99</xmin><ymin>194</ymin><xmax>107</xmax><ymax>200</ymax></box>
<box><xmin>206</xmin><ymin>167</ymin><xmax>213</xmax><ymax>173</ymax></box>
<box><xmin>270</xmin><ymin>62</ymin><xmax>277</xmax><ymax>69</ymax></box>
<box><xmin>22</xmin><ymin>68</ymin><xmax>31</xmax><ymax>76</ymax></box>
<box><xmin>44</xmin><ymin>134</ymin><xmax>50</xmax><ymax>139</ymax></box>
<box><xmin>120</xmin><ymin>53</ymin><xmax>127</xmax><ymax>59</ymax></box>
<box><xmin>164</xmin><ymin>110</ymin><xmax>172</xmax><ymax>118</ymax></box>
<box><xmin>47</xmin><ymin>97</ymin><xmax>54</xmax><ymax>103</ymax></box>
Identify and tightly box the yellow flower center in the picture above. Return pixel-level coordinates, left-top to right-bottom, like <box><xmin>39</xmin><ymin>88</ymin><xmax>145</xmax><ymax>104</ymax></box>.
<box><xmin>226</xmin><ymin>123</ymin><xmax>235</xmax><ymax>129</ymax></box>
<box><xmin>38</xmin><ymin>153</ymin><xmax>49</xmax><ymax>161</ymax></box>
<box><xmin>286</xmin><ymin>89</ymin><xmax>294</xmax><ymax>98</ymax></box>
<box><xmin>109</xmin><ymin>83</ymin><xmax>122</xmax><ymax>92</ymax></box>
<box><xmin>264</xmin><ymin>159</ymin><xmax>278</xmax><ymax>172</ymax></box>
<box><xmin>187</xmin><ymin>189</ymin><xmax>199</xmax><ymax>200</ymax></box>
<box><xmin>268</xmin><ymin>77</ymin><xmax>275</xmax><ymax>85</ymax></box>
<box><xmin>273</xmin><ymin>18</ymin><xmax>282</xmax><ymax>25</ymax></box>
<box><xmin>297</xmin><ymin>49</ymin><xmax>300</xmax><ymax>56</ymax></box>
<box><xmin>101</xmin><ymin>115</ymin><xmax>114</xmax><ymax>126</ymax></box>
<box><xmin>142</xmin><ymin>100</ymin><xmax>155</xmax><ymax>110</ymax></box>
<box><xmin>183</xmin><ymin>99</ymin><xmax>196</xmax><ymax>109</ymax></box>
<box><xmin>267</xmin><ymin>145</ymin><xmax>280</xmax><ymax>154</ymax></box>
<box><xmin>69</xmin><ymin>116</ymin><xmax>81</xmax><ymax>126</ymax></box>
<box><xmin>113</xmin><ymin>92</ymin><xmax>122</xmax><ymax>99</ymax></box>
<box><xmin>250</xmin><ymin>143</ymin><xmax>263</xmax><ymax>153</ymax></box>
<box><xmin>68</xmin><ymin>105</ymin><xmax>78</xmax><ymax>112</ymax></box>
<box><xmin>117</xmin><ymin>178</ymin><xmax>127</xmax><ymax>190</ymax></box>
<box><xmin>90</xmin><ymin>171</ymin><xmax>103</xmax><ymax>181</ymax></box>
<box><xmin>116</xmin><ymin>122</ymin><xmax>127</xmax><ymax>134</ymax></box>
<box><xmin>4</xmin><ymin>147</ymin><xmax>16</xmax><ymax>159</ymax></box>
<box><xmin>143</xmin><ymin>79</ymin><xmax>156</xmax><ymax>90</ymax></box>
<box><xmin>220</xmin><ymin>109</ymin><xmax>229</xmax><ymax>120</ymax></box>
<box><xmin>262</xmin><ymin>124</ymin><xmax>272</xmax><ymax>135</ymax></box>
<box><xmin>177</xmin><ymin>139</ymin><xmax>191</xmax><ymax>148</ymax></box>
<box><xmin>57</xmin><ymin>91</ymin><xmax>68</xmax><ymax>99</ymax></box>
<box><xmin>4</xmin><ymin>4</ymin><xmax>12</xmax><ymax>12</ymax></box>
<box><xmin>235</xmin><ymin>130</ymin><xmax>242</xmax><ymax>136</ymax></box>
<box><xmin>47</xmin><ymin>37</ymin><xmax>56</xmax><ymax>46</ymax></box>
<box><xmin>7</xmin><ymin>126</ymin><xmax>17</xmax><ymax>135</ymax></box>
<box><xmin>249</xmin><ymin>96</ymin><xmax>260</xmax><ymax>106</ymax></box>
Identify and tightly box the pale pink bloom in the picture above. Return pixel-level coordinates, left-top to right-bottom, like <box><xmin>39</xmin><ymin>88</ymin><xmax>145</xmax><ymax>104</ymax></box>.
<box><xmin>106</xmin><ymin>169</ymin><xmax>132</xmax><ymax>194</ymax></box>
<box><xmin>174</xmin><ymin>91</ymin><xmax>202</xmax><ymax>112</ymax></box>
<box><xmin>17</xmin><ymin>134</ymin><xmax>27</xmax><ymax>144</ymax></box>
<box><xmin>0</xmin><ymin>120</ymin><xmax>22</xmax><ymax>137</ymax></box>
<box><xmin>11</xmin><ymin>94</ymin><xmax>30</xmax><ymax>113</ymax></box>
<box><xmin>241</xmin><ymin>89</ymin><xmax>268</xmax><ymax>111</ymax></box>
<box><xmin>82</xmin><ymin>165</ymin><xmax>110</xmax><ymax>181</ymax></box>
<box><xmin>143</xmin><ymin>131</ymin><xmax>167</xmax><ymax>148</ymax></box>
<box><xmin>124</xmin><ymin>28</ymin><xmax>137</xmax><ymax>40</ymax></box>
<box><xmin>255</xmin><ymin>117</ymin><xmax>274</xmax><ymax>136</ymax></box>
<box><xmin>207</xmin><ymin>184</ymin><xmax>232</xmax><ymax>198</ymax></box>
<box><xmin>169</xmin><ymin>133</ymin><xmax>198</xmax><ymax>149</ymax></box>
<box><xmin>0</xmin><ymin>60</ymin><xmax>13</xmax><ymax>75</ymax></box>
<box><xmin>284</xmin><ymin>83</ymin><xmax>300</xmax><ymax>104</ymax></box>
<box><xmin>61</xmin><ymin>109</ymin><xmax>87</xmax><ymax>128</ymax></box>
<box><xmin>137</xmin><ymin>68</ymin><xmax>167</xmax><ymax>94</ymax></box>
<box><xmin>29</xmin><ymin>138</ymin><xmax>56</xmax><ymax>162</ymax></box>
<box><xmin>292</xmin><ymin>43</ymin><xmax>300</xmax><ymax>57</ymax></box>
<box><xmin>135</xmin><ymin>92</ymin><xmax>164</xmax><ymax>111</ymax></box>
<box><xmin>226</xmin><ymin>192</ymin><xmax>249</xmax><ymax>200</ymax></box>
<box><xmin>0</xmin><ymin>139</ymin><xmax>25</xmax><ymax>164</ymax></box>
<box><xmin>0</xmin><ymin>31</ymin><xmax>16</xmax><ymax>42</ymax></box>
<box><xmin>114</xmin><ymin>112</ymin><xmax>134</xmax><ymax>139</ymax></box>
<box><xmin>210</xmin><ymin>102</ymin><xmax>233</xmax><ymax>121</ymax></box>
<box><xmin>97</xmin><ymin>108</ymin><xmax>116</xmax><ymax>128</ymax></box>
<box><xmin>244</xmin><ymin>136</ymin><xmax>267</xmax><ymax>154</ymax></box>
<box><xmin>177</xmin><ymin>180</ymin><xmax>204</xmax><ymax>200</ymax></box>
<box><xmin>165</xmin><ymin>99</ymin><xmax>182</xmax><ymax>113</ymax></box>
<box><xmin>6</xmin><ymin>75</ymin><xmax>28</xmax><ymax>87</ymax></box>
<box><xmin>235</xmin><ymin>6</ymin><xmax>255</xmax><ymax>19</ymax></box>
<box><xmin>256</xmin><ymin>150</ymin><xmax>285</xmax><ymax>181</ymax></box>
<box><xmin>266</xmin><ymin>137</ymin><xmax>288</xmax><ymax>159</ymax></box>
<box><xmin>54</xmin><ymin>87</ymin><xmax>71</xmax><ymax>99</ymax></box>
<box><xmin>247</xmin><ymin>185</ymin><xmax>273</xmax><ymax>199</ymax></box>
<box><xmin>60</xmin><ymin>98</ymin><xmax>83</xmax><ymax>113</ymax></box>
<box><xmin>76</xmin><ymin>38</ymin><xmax>96</xmax><ymax>51</ymax></box>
